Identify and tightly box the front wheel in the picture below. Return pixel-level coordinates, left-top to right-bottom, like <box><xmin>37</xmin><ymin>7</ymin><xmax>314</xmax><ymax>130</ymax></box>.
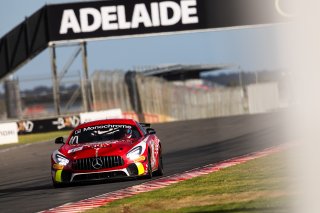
<box><xmin>52</xmin><ymin>180</ymin><xmax>64</xmax><ymax>188</ymax></box>
<box><xmin>145</xmin><ymin>152</ymin><xmax>153</xmax><ymax>179</ymax></box>
<box><xmin>154</xmin><ymin>150</ymin><xmax>163</xmax><ymax>176</ymax></box>
<box><xmin>52</xmin><ymin>177</ymin><xmax>68</xmax><ymax>188</ymax></box>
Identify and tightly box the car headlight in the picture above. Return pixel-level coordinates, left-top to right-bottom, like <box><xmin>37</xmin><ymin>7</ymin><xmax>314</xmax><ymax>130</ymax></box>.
<box><xmin>127</xmin><ymin>146</ymin><xmax>143</xmax><ymax>160</ymax></box>
<box><xmin>127</xmin><ymin>141</ymin><xmax>147</xmax><ymax>160</ymax></box>
<box><xmin>56</xmin><ymin>154</ymin><xmax>69</xmax><ymax>166</ymax></box>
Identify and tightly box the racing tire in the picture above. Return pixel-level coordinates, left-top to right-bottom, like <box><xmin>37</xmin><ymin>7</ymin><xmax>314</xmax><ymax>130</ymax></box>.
<box><xmin>145</xmin><ymin>152</ymin><xmax>153</xmax><ymax>179</ymax></box>
<box><xmin>52</xmin><ymin>178</ymin><xmax>67</xmax><ymax>188</ymax></box>
<box><xmin>154</xmin><ymin>150</ymin><xmax>164</xmax><ymax>176</ymax></box>
<box><xmin>52</xmin><ymin>181</ymin><xmax>63</xmax><ymax>188</ymax></box>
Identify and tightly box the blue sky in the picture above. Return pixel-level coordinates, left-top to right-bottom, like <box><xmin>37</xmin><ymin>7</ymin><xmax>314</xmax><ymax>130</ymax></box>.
<box><xmin>0</xmin><ymin>0</ymin><xmax>288</xmax><ymax>89</ymax></box>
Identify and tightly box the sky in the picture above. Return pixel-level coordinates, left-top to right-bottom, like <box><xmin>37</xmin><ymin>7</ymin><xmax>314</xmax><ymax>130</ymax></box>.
<box><xmin>0</xmin><ymin>0</ymin><xmax>289</xmax><ymax>90</ymax></box>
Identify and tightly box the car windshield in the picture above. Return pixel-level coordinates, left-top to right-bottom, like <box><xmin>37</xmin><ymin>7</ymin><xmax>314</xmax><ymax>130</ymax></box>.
<box><xmin>68</xmin><ymin>124</ymin><xmax>141</xmax><ymax>145</ymax></box>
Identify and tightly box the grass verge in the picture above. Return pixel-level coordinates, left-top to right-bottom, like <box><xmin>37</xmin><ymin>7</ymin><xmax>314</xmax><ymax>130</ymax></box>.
<box><xmin>0</xmin><ymin>130</ymin><xmax>71</xmax><ymax>149</ymax></box>
<box><xmin>87</xmin><ymin>150</ymin><xmax>293</xmax><ymax>213</ymax></box>
<box><xmin>19</xmin><ymin>130</ymin><xmax>71</xmax><ymax>144</ymax></box>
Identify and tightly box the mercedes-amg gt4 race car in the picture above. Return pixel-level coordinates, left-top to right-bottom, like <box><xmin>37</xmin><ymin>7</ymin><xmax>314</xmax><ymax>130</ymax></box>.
<box><xmin>51</xmin><ymin>119</ymin><xmax>163</xmax><ymax>187</ymax></box>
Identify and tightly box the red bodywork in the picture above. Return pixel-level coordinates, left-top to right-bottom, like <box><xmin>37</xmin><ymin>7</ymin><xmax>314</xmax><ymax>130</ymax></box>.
<box><xmin>51</xmin><ymin>119</ymin><xmax>162</xmax><ymax>185</ymax></box>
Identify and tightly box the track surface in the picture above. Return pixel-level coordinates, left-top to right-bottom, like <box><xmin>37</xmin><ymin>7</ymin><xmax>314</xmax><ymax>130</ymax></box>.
<box><xmin>0</xmin><ymin>113</ymin><xmax>290</xmax><ymax>213</ymax></box>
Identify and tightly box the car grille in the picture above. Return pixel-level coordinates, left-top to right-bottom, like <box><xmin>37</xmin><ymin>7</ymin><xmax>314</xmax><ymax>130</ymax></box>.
<box><xmin>73</xmin><ymin>156</ymin><xmax>124</xmax><ymax>170</ymax></box>
<box><xmin>72</xmin><ymin>171</ymin><xmax>128</xmax><ymax>182</ymax></box>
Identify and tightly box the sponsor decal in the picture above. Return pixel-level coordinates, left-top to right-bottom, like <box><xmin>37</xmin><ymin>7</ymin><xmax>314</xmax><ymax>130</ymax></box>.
<box><xmin>17</xmin><ymin>116</ymin><xmax>80</xmax><ymax>134</ymax></box>
<box><xmin>52</xmin><ymin>116</ymin><xmax>80</xmax><ymax>130</ymax></box>
<box><xmin>0</xmin><ymin>123</ymin><xmax>18</xmax><ymax>145</ymax></box>
<box><xmin>69</xmin><ymin>136</ymin><xmax>79</xmax><ymax>144</ymax></box>
<box><xmin>68</xmin><ymin>146</ymin><xmax>83</xmax><ymax>154</ymax></box>
<box><xmin>17</xmin><ymin>120</ymin><xmax>34</xmax><ymax>133</ymax></box>
<box><xmin>74</xmin><ymin>129</ymin><xmax>82</xmax><ymax>135</ymax></box>
<box><xmin>0</xmin><ymin>130</ymin><xmax>16</xmax><ymax>136</ymax></box>
<box><xmin>150</xmin><ymin>140</ymin><xmax>156</xmax><ymax>167</ymax></box>
<box><xmin>83</xmin><ymin>125</ymin><xmax>131</xmax><ymax>132</ymax></box>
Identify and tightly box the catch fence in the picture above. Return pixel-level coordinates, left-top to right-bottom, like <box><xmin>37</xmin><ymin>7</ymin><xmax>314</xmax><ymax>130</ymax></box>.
<box><xmin>91</xmin><ymin>71</ymin><xmax>248</xmax><ymax>121</ymax></box>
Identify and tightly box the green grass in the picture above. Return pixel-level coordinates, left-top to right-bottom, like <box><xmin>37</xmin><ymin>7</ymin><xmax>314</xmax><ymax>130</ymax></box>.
<box><xmin>19</xmin><ymin>130</ymin><xmax>71</xmax><ymax>144</ymax></box>
<box><xmin>86</xmin><ymin>151</ymin><xmax>293</xmax><ymax>213</ymax></box>
<box><xmin>0</xmin><ymin>130</ymin><xmax>71</xmax><ymax>148</ymax></box>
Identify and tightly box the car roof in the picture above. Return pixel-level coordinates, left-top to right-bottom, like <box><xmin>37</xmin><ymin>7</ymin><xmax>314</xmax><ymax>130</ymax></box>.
<box><xmin>75</xmin><ymin>118</ymin><xmax>138</xmax><ymax>130</ymax></box>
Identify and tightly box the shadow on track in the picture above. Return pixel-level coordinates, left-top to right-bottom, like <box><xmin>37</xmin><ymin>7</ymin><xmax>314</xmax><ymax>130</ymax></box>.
<box><xmin>0</xmin><ymin>183</ymin><xmax>53</xmax><ymax>195</ymax></box>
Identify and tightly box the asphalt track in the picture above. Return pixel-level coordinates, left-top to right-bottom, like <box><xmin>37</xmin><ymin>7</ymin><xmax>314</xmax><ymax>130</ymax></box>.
<box><xmin>0</xmin><ymin>112</ymin><xmax>290</xmax><ymax>213</ymax></box>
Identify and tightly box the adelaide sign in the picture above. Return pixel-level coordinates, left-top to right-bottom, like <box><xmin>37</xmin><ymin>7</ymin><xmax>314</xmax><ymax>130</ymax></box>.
<box><xmin>0</xmin><ymin>0</ymin><xmax>291</xmax><ymax>79</ymax></box>
<box><xmin>46</xmin><ymin>0</ymin><xmax>289</xmax><ymax>43</ymax></box>
<box><xmin>58</xmin><ymin>1</ymin><xmax>199</xmax><ymax>34</ymax></box>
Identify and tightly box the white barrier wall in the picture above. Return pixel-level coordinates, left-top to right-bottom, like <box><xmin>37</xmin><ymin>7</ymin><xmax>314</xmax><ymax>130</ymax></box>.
<box><xmin>80</xmin><ymin>109</ymin><xmax>123</xmax><ymax>124</ymax></box>
<box><xmin>0</xmin><ymin>122</ymin><xmax>18</xmax><ymax>145</ymax></box>
<box><xmin>247</xmin><ymin>82</ymin><xmax>280</xmax><ymax>114</ymax></box>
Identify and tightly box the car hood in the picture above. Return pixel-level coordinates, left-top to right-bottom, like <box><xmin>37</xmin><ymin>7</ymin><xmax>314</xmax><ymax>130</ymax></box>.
<box><xmin>59</xmin><ymin>138</ymin><xmax>140</xmax><ymax>160</ymax></box>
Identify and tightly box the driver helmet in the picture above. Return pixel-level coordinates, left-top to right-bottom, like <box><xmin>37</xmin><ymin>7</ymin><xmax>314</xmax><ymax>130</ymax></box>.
<box><xmin>124</xmin><ymin>128</ymin><xmax>132</xmax><ymax>139</ymax></box>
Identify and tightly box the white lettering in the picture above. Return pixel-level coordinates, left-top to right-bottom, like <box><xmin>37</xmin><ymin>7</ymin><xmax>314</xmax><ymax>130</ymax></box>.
<box><xmin>21</xmin><ymin>120</ymin><xmax>34</xmax><ymax>132</ymax></box>
<box><xmin>59</xmin><ymin>9</ymin><xmax>81</xmax><ymax>34</ymax></box>
<box><xmin>68</xmin><ymin>146</ymin><xmax>83</xmax><ymax>153</ymax></box>
<box><xmin>131</xmin><ymin>4</ymin><xmax>153</xmax><ymax>28</ymax></box>
<box><xmin>0</xmin><ymin>130</ymin><xmax>15</xmax><ymax>136</ymax></box>
<box><xmin>69</xmin><ymin>136</ymin><xmax>79</xmax><ymax>145</ymax></box>
<box><xmin>117</xmin><ymin>5</ymin><xmax>131</xmax><ymax>29</ymax></box>
<box><xmin>52</xmin><ymin>118</ymin><xmax>65</xmax><ymax>130</ymax></box>
<box><xmin>159</xmin><ymin>1</ymin><xmax>181</xmax><ymax>26</ymax></box>
<box><xmin>58</xmin><ymin>1</ymin><xmax>199</xmax><ymax>34</ymax></box>
<box><xmin>80</xmin><ymin>8</ymin><xmax>102</xmax><ymax>32</ymax></box>
<box><xmin>83</xmin><ymin>125</ymin><xmax>131</xmax><ymax>131</ymax></box>
<box><xmin>150</xmin><ymin>2</ymin><xmax>160</xmax><ymax>27</ymax></box>
<box><xmin>181</xmin><ymin>0</ymin><xmax>199</xmax><ymax>24</ymax></box>
<box><xmin>69</xmin><ymin>116</ymin><xmax>80</xmax><ymax>127</ymax></box>
<box><xmin>74</xmin><ymin>129</ymin><xmax>82</xmax><ymax>134</ymax></box>
<box><xmin>101</xmin><ymin>6</ymin><xmax>118</xmax><ymax>30</ymax></box>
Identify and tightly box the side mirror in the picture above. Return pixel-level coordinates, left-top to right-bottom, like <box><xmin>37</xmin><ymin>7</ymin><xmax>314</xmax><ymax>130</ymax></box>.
<box><xmin>146</xmin><ymin>128</ymin><xmax>156</xmax><ymax>135</ymax></box>
<box><xmin>55</xmin><ymin>137</ymin><xmax>65</xmax><ymax>144</ymax></box>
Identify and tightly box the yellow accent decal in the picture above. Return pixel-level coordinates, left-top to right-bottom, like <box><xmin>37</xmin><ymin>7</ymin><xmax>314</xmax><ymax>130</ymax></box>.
<box><xmin>135</xmin><ymin>162</ymin><xmax>145</xmax><ymax>175</ymax></box>
<box><xmin>55</xmin><ymin>170</ymin><xmax>63</xmax><ymax>182</ymax></box>
<box><xmin>53</xmin><ymin>164</ymin><xmax>64</xmax><ymax>170</ymax></box>
<box><xmin>134</xmin><ymin>156</ymin><xmax>146</xmax><ymax>163</ymax></box>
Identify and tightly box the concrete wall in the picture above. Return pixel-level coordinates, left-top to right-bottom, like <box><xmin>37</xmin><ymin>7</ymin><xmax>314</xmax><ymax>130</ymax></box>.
<box><xmin>246</xmin><ymin>82</ymin><xmax>280</xmax><ymax>114</ymax></box>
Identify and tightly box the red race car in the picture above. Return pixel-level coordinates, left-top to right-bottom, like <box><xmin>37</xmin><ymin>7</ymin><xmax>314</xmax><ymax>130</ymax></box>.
<box><xmin>51</xmin><ymin>119</ymin><xmax>163</xmax><ymax>187</ymax></box>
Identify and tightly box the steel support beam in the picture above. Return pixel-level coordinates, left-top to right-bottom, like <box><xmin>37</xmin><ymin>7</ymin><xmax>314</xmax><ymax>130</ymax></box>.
<box><xmin>81</xmin><ymin>42</ymin><xmax>91</xmax><ymax>112</ymax></box>
<box><xmin>50</xmin><ymin>44</ymin><xmax>61</xmax><ymax>115</ymax></box>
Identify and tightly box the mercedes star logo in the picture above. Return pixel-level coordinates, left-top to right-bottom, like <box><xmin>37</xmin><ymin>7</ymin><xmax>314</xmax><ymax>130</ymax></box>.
<box><xmin>92</xmin><ymin>158</ymin><xmax>103</xmax><ymax>170</ymax></box>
